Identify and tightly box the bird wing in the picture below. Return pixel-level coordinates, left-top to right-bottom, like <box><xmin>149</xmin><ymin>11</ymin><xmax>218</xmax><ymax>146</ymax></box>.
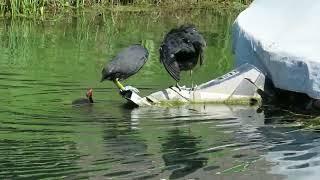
<box><xmin>160</xmin><ymin>44</ymin><xmax>180</xmax><ymax>81</ymax></box>
<box><xmin>199</xmin><ymin>47</ymin><xmax>204</xmax><ymax>66</ymax></box>
<box><xmin>122</xmin><ymin>45</ymin><xmax>149</xmax><ymax>75</ymax></box>
<box><xmin>101</xmin><ymin>45</ymin><xmax>148</xmax><ymax>81</ymax></box>
<box><xmin>163</xmin><ymin>56</ymin><xmax>180</xmax><ymax>82</ymax></box>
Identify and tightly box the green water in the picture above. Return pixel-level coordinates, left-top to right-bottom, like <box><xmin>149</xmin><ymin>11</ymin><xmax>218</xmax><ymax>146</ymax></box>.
<box><xmin>1</xmin><ymin>9</ymin><xmax>320</xmax><ymax>180</ymax></box>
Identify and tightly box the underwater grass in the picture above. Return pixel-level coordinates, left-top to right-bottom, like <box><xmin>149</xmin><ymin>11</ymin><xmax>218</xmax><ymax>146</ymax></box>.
<box><xmin>0</xmin><ymin>8</ymin><xmax>240</xmax><ymax>102</ymax></box>
<box><xmin>0</xmin><ymin>8</ymin><xmax>240</xmax><ymax>90</ymax></box>
<box><xmin>1</xmin><ymin>0</ymin><xmax>253</xmax><ymax>18</ymax></box>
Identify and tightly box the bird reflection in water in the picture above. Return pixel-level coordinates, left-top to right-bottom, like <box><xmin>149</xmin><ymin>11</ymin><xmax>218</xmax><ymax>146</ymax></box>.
<box><xmin>161</xmin><ymin>128</ymin><xmax>208</xmax><ymax>179</ymax></box>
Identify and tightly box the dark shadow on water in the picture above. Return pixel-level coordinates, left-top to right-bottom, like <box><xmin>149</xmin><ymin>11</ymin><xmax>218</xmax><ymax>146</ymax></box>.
<box><xmin>121</xmin><ymin>102</ymin><xmax>139</xmax><ymax>109</ymax></box>
<box><xmin>161</xmin><ymin>128</ymin><xmax>208</xmax><ymax>179</ymax></box>
<box><xmin>100</xmin><ymin>106</ymin><xmax>157</xmax><ymax>179</ymax></box>
<box><xmin>259</xmin><ymin>79</ymin><xmax>320</xmax><ymax>119</ymax></box>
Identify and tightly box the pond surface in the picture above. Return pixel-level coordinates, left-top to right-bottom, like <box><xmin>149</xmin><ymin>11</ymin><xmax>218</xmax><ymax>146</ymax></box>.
<box><xmin>0</xmin><ymin>9</ymin><xmax>320</xmax><ymax>180</ymax></box>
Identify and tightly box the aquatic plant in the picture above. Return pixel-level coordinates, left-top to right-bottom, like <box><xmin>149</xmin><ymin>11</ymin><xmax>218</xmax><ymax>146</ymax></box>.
<box><xmin>0</xmin><ymin>8</ymin><xmax>238</xmax><ymax>88</ymax></box>
<box><xmin>1</xmin><ymin>0</ymin><xmax>252</xmax><ymax>18</ymax></box>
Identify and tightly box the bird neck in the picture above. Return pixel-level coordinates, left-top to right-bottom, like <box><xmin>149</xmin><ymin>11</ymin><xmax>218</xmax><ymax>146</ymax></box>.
<box><xmin>113</xmin><ymin>79</ymin><xmax>125</xmax><ymax>90</ymax></box>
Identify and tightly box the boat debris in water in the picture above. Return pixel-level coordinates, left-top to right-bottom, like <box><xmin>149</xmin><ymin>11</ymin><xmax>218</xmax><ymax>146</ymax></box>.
<box><xmin>119</xmin><ymin>63</ymin><xmax>266</xmax><ymax>107</ymax></box>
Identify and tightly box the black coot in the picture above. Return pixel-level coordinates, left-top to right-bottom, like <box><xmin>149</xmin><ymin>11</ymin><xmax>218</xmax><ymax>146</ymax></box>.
<box><xmin>160</xmin><ymin>25</ymin><xmax>206</xmax><ymax>88</ymax></box>
<box><xmin>101</xmin><ymin>44</ymin><xmax>149</xmax><ymax>90</ymax></box>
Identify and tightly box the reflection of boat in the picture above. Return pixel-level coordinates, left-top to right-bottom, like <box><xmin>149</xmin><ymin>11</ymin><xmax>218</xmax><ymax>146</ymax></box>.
<box><xmin>129</xmin><ymin>95</ymin><xmax>320</xmax><ymax>179</ymax></box>
<box><xmin>130</xmin><ymin>103</ymin><xmax>264</xmax><ymax>128</ymax></box>
<box><xmin>121</xmin><ymin>63</ymin><xmax>265</xmax><ymax>106</ymax></box>
<box><xmin>130</xmin><ymin>103</ymin><xmax>265</xmax><ymax>178</ymax></box>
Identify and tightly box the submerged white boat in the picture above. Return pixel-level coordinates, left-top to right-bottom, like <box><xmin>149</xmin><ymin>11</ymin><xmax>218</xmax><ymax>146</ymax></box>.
<box><xmin>120</xmin><ymin>64</ymin><xmax>266</xmax><ymax>107</ymax></box>
<box><xmin>233</xmin><ymin>0</ymin><xmax>320</xmax><ymax>99</ymax></box>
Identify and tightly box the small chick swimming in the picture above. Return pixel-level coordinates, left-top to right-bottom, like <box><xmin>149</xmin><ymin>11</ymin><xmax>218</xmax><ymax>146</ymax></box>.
<box><xmin>72</xmin><ymin>88</ymin><xmax>94</xmax><ymax>105</ymax></box>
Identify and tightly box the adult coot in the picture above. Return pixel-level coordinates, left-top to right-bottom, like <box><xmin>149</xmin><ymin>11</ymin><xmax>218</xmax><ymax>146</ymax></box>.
<box><xmin>101</xmin><ymin>44</ymin><xmax>149</xmax><ymax>92</ymax></box>
<box><xmin>160</xmin><ymin>25</ymin><xmax>206</xmax><ymax>88</ymax></box>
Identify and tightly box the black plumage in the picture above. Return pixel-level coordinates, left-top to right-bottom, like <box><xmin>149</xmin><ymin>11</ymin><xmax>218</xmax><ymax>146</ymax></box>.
<box><xmin>101</xmin><ymin>44</ymin><xmax>149</xmax><ymax>83</ymax></box>
<box><xmin>160</xmin><ymin>25</ymin><xmax>206</xmax><ymax>82</ymax></box>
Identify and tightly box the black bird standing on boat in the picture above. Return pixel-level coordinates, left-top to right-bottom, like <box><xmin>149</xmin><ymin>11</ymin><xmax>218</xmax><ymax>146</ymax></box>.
<box><xmin>160</xmin><ymin>25</ymin><xmax>206</xmax><ymax>89</ymax></box>
<box><xmin>72</xmin><ymin>88</ymin><xmax>94</xmax><ymax>105</ymax></box>
<box><xmin>100</xmin><ymin>44</ymin><xmax>149</xmax><ymax>92</ymax></box>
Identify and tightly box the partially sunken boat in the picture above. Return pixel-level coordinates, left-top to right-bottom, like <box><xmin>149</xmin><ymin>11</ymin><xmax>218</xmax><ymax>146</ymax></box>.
<box><xmin>121</xmin><ymin>64</ymin><xmax>265</xmax><ymax>107</ymax></box>
<box><xmin>233</xmin><ymin>0</ymin><xmax>320</xmax><ymax>99</ymax></box>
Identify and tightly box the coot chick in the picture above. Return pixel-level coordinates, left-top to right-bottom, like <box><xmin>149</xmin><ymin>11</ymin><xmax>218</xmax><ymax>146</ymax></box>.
<box><xmin>72</xmin><ymin>88</ymin><xmax>94</xmax><ymax>105</ymax></box>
